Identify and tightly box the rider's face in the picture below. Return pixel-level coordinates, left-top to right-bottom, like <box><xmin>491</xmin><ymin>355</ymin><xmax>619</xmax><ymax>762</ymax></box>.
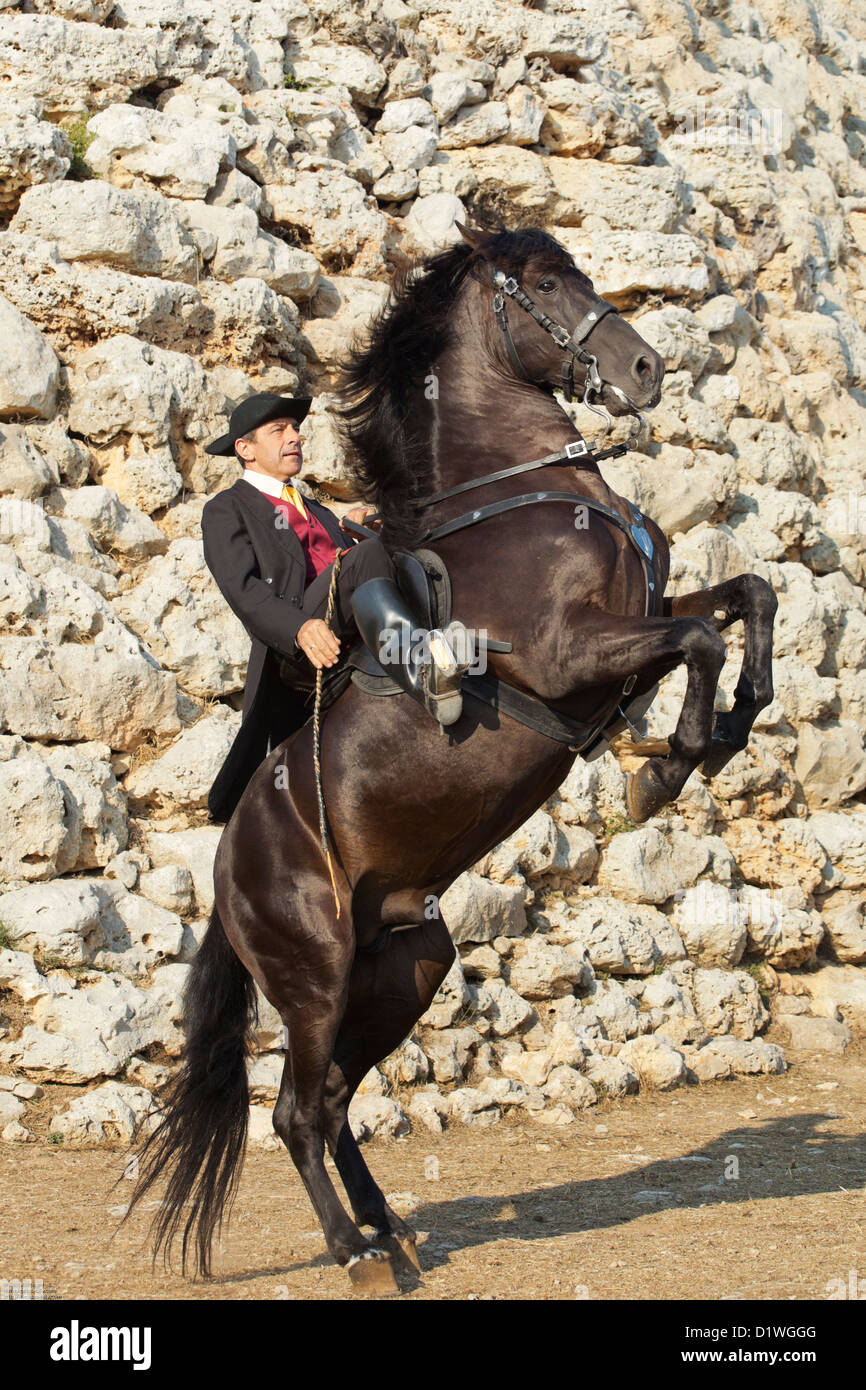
<box><xmin>236</xmin><ymin>417</ymin><xmax>303</xmax><ymax>480</ymax></box>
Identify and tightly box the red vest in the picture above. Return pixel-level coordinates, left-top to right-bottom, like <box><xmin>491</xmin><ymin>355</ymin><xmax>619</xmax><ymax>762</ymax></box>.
<box><xmin>268</xmin><ymin>495</ymin><xmax>338</xmax><ymax>585</ymax></box>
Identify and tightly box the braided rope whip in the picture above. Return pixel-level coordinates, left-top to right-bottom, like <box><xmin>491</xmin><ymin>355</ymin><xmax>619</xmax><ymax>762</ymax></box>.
<box><xmin>313</xmin><ymin>549</ymin><xmax>344</xmax><ymax>918</ymax></box>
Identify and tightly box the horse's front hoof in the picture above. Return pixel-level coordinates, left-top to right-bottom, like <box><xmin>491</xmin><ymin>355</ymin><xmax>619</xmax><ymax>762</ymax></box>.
<box><xmin>626</xmin><ymin>760</ymin><xmax>670</xmax><ymax>823</ymax></box>
<box><xmin>347</xmin><ymin>1249</ymin><xmax>400</xmax><ymax>1297</ymax></box>
<box><xmin>700</xmin><ymin>735</ymin><xmax>740</xmax><ymax>780</ymax></box>
<box><xmin>379</xmin><ymin>1230</ymin><xmax>422</xmax><ymax>1275</ymax></box>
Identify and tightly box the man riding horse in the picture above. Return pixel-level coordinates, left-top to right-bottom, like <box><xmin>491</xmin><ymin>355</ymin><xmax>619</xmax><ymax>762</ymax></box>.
<box><xmin>201</xmin><ymin>391</ymin><xmax>473</xmax><ymax>822</ymax></box>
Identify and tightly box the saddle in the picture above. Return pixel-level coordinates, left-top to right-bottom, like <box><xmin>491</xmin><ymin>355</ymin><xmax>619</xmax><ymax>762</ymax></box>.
<box><xmin>282</xmin><ymin>547</ymin><xmax>657</xmax><ymax>761</ymax></box>
<box><xmin>278</xmin><ymin>549</ymin><xmax>450</xmax><ymax>716</ymax></box>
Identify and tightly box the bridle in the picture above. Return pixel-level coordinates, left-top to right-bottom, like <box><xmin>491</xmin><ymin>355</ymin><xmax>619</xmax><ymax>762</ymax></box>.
<box><xmin>490</xmin><ymin>265</ymin><xmax>645</xmax><ymax>444</ymax></box>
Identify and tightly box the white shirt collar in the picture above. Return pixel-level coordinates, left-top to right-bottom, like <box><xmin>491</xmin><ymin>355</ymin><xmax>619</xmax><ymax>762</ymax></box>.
<box><xmin>242</xmin><ymin>468</ymin><xmax>284</xmax><ymax>500</ymax></box>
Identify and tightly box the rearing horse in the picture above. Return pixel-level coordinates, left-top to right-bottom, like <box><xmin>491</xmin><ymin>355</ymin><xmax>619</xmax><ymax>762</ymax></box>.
<box><xmin>125</xmin><ymin>225</ymin><xmax>777</xmax><ymax>1294</ymax></box>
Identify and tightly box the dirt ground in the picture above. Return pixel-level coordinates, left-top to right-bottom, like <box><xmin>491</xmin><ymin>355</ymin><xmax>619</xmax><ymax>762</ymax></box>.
<box><xmin>2</xmin><ymin>1035</ymin><xmax>864</xmax><ymax>1302</ymax></box>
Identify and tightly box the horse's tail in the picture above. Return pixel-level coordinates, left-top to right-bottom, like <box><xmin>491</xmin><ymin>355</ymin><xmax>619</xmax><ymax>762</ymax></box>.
<box><xmin>121</xmin><ymin>905</ymin><xmax>258</xmax><ymax>1277</ymax></box>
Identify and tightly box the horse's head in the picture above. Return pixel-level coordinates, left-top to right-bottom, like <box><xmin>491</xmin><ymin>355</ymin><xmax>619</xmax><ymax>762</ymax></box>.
<box><xmin>456</xmin><ymin>224</ymin><xmax>664</xmax><ymax>420</ymax></box>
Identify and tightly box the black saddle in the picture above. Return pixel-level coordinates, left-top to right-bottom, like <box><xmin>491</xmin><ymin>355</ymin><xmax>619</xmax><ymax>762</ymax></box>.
<box><xmin>347</xmin><ymin>548</ymin><xmax>452</xmax><ymax>695</ymax></box>
<box><xmin>278</xmin><ymin>548</ymin><xmax>453</xmax><ymax>715</ymax></box>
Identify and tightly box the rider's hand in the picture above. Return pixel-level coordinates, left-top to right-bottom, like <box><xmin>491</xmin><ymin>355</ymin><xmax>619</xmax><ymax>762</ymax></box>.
<box><xmin>344</xmin><ymin>504</ymin><xmax>378</xmax><ymax>525</ymax></box>
<box><xmin>297</xmin><ymin>618</ymin><xmax>341</xmax><ymax>669</ymax></box>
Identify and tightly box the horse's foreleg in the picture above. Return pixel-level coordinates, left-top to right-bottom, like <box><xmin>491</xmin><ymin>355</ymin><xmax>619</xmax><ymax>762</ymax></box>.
<box><xmin>566</xmin><ymin>610</ymin><xmax>728</xmax><ymax>823</ymax></box>
<box><xmin>322</xmin><ymin>916</ymin><xmax>455</xmax><ymax>1271</ymax></box>
<box><xmin>663</xmin><ymin>573</ymin><xmax>778</xmax><ymax>778</ymax></box>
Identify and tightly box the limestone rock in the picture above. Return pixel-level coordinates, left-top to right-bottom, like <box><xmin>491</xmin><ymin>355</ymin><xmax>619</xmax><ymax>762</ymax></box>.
<box><xmin>0</xmin><ymin>424</ymin><xmax>59</xmax><ymax>499</ymax></box>
<box><xmin>137</xmin><ymin>864</ymin><xmax>195</xmax><ymax>916</ymax></box>
<box><xmin>692</xmin><ymin>968</ymin><xmax>769</xmax><ymax>1041</ymax></box>
<box><xmin>0</xmin><ymin>104</ymin><xmax>71</xmax><ymax>216</ymax></box>
<box><xmin>817</xmin><ymin>891</ymin><xmax>866</xmax><ymax>964</ymax></box>
<box><xmin>406</xmin><ymin>1090</ymin><xmax>449</xmax><ymax>1134</ymax></box>
<box><xmin>49</xmin><ymin>1082</ymin><xmax>155</xmax><ymax>1147</ymax></box>
<box><xmin>583</xmin><ymin>1052</ymin><xmax>639</xmax><ymax>1097</ymax></box>
<box><xmin>549</xmin><ymin>161</ymin><xmax>686</xmax><ymax>233</ymax></box>
<box><xmin>379</xmin><ymin>1038</ymin><xmax>428</xmax><ymax>1088</ymax></box>
<box><xmin>507</xmin><ymin>937</ymin><xmax>590</xmax><ymax>1000</ymax></box>
<box><xmin>125</xmin><ymin>707</ymin><xmax>241</xmax><ymax>808</ymax></box>
<box><xmin>141</xmin><ymin>826</ymin><xmax>223</xmax><ymax>914</ymax></box>
<box><xmin>418</xmin><ymin>952</ymin><xmax>471</xmax><ymax>1029</ymax></box>
<box><xmin>542</xmin><ymin>1065</ymin><xmax>597</xmax><ymax>1111</ymax></box>
<box><xmin>265</xmin><ymin>170</ymin><xmax>391</xmax><ymax>277</ymax></box>
<box><xmin>794</xmin><ymin>723</ymin><xmax>866</xmax><ymax>811</ymax></box>
<box><xmin>796</xmin><ymin>965</ymin><xmax>866</xmax><ymax>1033</ymax></box>
<box><xmin>671</xmin><ymin>880</ymin><xmax>748</xmax><ymax>968</ymax></box>
<box><xmin>782</xmin><ymin>1015</ymin><xmax>852</xmax><ymax>1054</ymax></box>
<box><xmin>0</xmin><ymin>878</ymin><xmax>107</xmax><ymax>963</ymax></box>
<box><xmin>545</xmin><ymin>897</ymin><xmax>686</xmax><ymax>975</ymax></box>
<box><xmin>473</xmin><ymin>978</ymin><xmax>533</xmax><ymax>1037</ymax></box>
<box><xmin>579</xmin><ymin>978</ymin><xmax>642</xmax><ymax>1043</ymax></box>
<box><xmin>86</xmin><ymin>102</ymin><xmax>237</xmax><ymax>200</ymax></box>
<box><xmin>439</xmin><ymin>871</ymin><xmax>526</xmax><ymax>944</ymax></box>
<box><xmin>115</xmin><ymin>538</ymin><xmax>248</xmax><ymax>699</ymax></box>
<box><xmin>420</xmin><ymin>1027</ymin><xmax>479</xmax><ymax>1084</ymax></box>
<box><xmin>0</xmin><ymin>292</ymin><xmax>60</xmax><ymax>420</ymax></box>
<box><xmin>173</xmin><ymin>200</ymin><xmax>320</xmax><ymax>297</ymax></box>
<box><xmin>688</xmin><ymin>1035</ymin><xmax>786</xmax><ymax>1079</ymax></box>
<box><xmin>598</xmin><ymin>826</ymin><xmax>710</xmax><ymax>904</ymax></box>
<box><xmin>12</xmin><ymin>181</ymin><xmax>201</xmax><ymax>282</ymax></box>
<box><xmin>46</xmin><ymin>486</ymin><xmax>166</xmax><ymax>560</ymax></box>
<box><xmin>348</xmin><ymin>1094</ymin><xmax>410</xmax><ymax>1142</ymax></box>
<box><xmin>617</xmin><ymin>1036</ymin><xmax>687</xmax><ymax>1091</ymax></box>
<box><xmin>0</xmin><ymin>636</ymin><xmax>179</xmax><ymax>750</ymax></box>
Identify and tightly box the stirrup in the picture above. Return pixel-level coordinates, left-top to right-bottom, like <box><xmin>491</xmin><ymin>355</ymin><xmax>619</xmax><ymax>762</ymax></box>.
<box><xmin>425</xmin><ymin>622</ymin><xmax>472</xmax><ymax>725</ymax></box>
<box><xmin>351</xmin><ymin>579</ymin><xmax>472</xmax><ymax>727</ymax></box>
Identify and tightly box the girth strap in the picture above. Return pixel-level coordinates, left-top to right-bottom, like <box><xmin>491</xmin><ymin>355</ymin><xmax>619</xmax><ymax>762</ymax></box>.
<box><xmin>461</xmin><ymin>671</ymin><xmax>600</xmax><ymax>750</ymax></box>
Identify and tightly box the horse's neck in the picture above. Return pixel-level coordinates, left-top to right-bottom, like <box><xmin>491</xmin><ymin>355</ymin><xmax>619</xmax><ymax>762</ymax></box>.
<box><xmin>425</xmin><ymin>336</ymin><xmax>588</xmax><ymax>489</ymax></box>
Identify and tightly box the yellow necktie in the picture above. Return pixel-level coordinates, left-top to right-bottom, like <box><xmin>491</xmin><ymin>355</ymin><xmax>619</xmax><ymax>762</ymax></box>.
<box><xmin>280</xmin><ymin>483</ymin><xmax>308</xmax><ymax>520</ymax></box>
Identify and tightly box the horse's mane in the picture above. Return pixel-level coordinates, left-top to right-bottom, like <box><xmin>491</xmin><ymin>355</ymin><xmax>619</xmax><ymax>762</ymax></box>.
<box><xmin>333</xmin><ymin>225</ymin><xmax>585</xmax><ymax>549</ymax></box>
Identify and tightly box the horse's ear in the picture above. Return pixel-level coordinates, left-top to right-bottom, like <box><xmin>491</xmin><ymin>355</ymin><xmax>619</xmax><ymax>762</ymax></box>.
<box><xmin>455</xmin><ymin>222</ymin><xmax>489</xmax><ymax>252</ymax></box>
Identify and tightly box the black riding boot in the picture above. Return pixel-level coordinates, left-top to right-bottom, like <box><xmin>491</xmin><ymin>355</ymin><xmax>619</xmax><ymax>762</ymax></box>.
<box><xmin>351</xmin><ymin>577</ymin><xmax>473</xmax><ymax>726</ymax></box>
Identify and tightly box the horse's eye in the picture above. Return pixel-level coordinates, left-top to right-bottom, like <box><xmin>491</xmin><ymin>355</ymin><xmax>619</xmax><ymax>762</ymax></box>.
<box><xmin>538</xmin><ymin>278</ymin><xmax>557</xmax><ymax>293</ymax></box>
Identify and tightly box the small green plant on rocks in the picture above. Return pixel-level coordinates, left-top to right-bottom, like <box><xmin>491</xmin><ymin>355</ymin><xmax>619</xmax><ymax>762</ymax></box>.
<box><xmin>64</xmin><ymin>113</ymin><xmax>96</xmax><ymax>180</ymax></box>
<box><xmin>603</xmin><ymin>812</ymin><xmax>636</xmax><ymax>838</ymax></box>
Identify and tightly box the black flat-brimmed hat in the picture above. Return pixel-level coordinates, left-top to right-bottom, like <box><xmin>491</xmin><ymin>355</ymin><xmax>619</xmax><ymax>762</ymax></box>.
<box><xmin>204</xmin><ymin>393</ymin><xmax>313</xmax><ymax>456</ymax></box>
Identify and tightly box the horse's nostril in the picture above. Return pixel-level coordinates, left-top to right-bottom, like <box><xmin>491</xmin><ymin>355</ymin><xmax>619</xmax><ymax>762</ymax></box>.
<box><xmin>633</xmin><ymin>354</ymin><xmax>653</xmax><ymax>384</ymax></box>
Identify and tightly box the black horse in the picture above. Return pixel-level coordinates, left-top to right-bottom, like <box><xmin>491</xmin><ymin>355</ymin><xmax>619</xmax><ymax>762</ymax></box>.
<box><xmin>124</xmin><ymin>225</ymin><xmax>776</xmax><ymax>1294</ymax></box>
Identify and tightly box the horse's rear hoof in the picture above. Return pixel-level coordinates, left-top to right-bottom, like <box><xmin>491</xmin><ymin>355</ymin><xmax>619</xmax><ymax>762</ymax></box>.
<box><xmin>347</xmin><ymin>1249</ymin><xmax>400</xmax><ymax>1297</ymax></box>
<box><xmin>626</xmin><ymin>760</ymin><xmax>669</xmax><ymax>823</ymax></box>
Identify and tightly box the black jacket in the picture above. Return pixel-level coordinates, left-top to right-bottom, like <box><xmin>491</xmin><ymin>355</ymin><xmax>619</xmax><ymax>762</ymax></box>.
<box><xmin>201</xmin><ymin>477</ymin><xmax>349</xmax><ymax>823</ymax></box>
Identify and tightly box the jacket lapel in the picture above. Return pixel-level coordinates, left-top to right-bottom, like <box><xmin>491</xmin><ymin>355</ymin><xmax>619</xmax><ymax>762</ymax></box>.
<box><xmin>306</xmin><ymin>495</ymin><xmax>349</xmax><ymax>549</ymax></box>
<box><xmin>232</xmin><ymin>478</ymin><xmax>304</xmax><ymax>563</ymax></box>
<box><xmin>232</xmin><ymin>478</ymin><xmax>350</xmax><ymax>559</ymax></box>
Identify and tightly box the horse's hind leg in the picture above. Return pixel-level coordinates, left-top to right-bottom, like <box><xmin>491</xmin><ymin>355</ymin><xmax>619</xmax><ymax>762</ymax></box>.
<box><xmin>664</xmin><ymin>574</ymin><xmax>778</xmax><ymax>778</ymax></box>
<box><xmin>265</xmin><ymin>881</ymin><xmax>402</xmax><ymax>1295</ymax></box>
<box><xmin>321</xmin><ymin>916</ymin><xmax>455</xmax><ymax>1272</ymax></box>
